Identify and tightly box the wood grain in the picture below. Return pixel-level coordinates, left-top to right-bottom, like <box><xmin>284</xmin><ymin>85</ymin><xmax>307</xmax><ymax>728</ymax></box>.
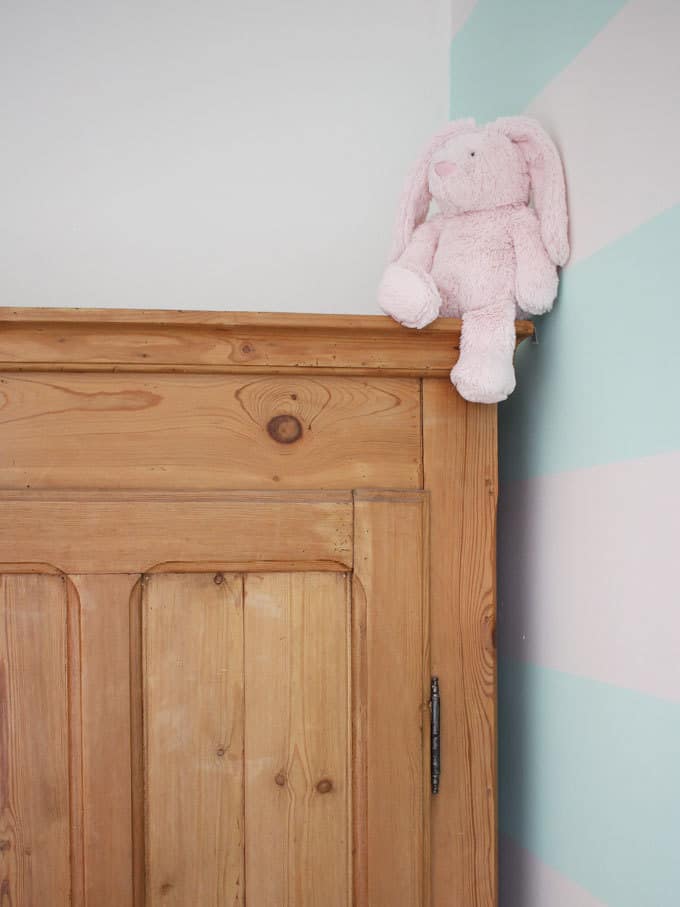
<box><xmin>0</xmin><ymin>373</ymin><xmax>421</xmax><ymax>490</ymax></box>
<box><xmin>71</xmin><ymin>574</ymin><xmax>138</xmax><ymax>907</ymax></box>
<box><xmin>0</xmin><ymin>574</ymin><xmax>72</xmax><ymax>903</ymax></box>
<box><xmin>0</xmin><ymin>308</ymin><xmax>534</xmax><ymax>377</ymax></box>
<box><xmin>423</xmin><ymin>379</ymin><xmax>498</xmax><ymax>907</ymax></box>
<box><xmin>244</xmin><ymin>572</ymin><xmax>351</xmax><ymax>907</ymax></box>
<box><xmin>352</xmin><ymin>491</ymin><xmax>430</xmax><ymax>907</ymax></box>
<box><xmin>143</xmin><ymin>573</ymin><xmax>245</xmax><ymax>906</ymax></box>
<box><xmin>0</xmin><ymin>492</ymin><xmax>353</xmax><ymax>573</ymax></box>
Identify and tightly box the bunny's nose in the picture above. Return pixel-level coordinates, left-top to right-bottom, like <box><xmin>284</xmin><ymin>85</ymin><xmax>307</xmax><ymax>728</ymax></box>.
<box><xmin>434</xmin><ymin>161</ymin><xmax>457</xmax><ymax>178</ymax></box>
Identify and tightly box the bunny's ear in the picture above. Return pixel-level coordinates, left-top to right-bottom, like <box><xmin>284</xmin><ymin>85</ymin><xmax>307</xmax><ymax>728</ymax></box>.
<box><xmin>389</xmin><ymin>118</ymin><xmax>475</xmax><ymax>261</ymax></box>
<box><xmin>493</xmin><ymin>116</ymin><xmax>569</xmax><ymax>266</ymax></box>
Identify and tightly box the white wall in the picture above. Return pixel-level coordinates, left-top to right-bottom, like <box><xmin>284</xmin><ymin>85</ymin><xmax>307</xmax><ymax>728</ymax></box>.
<box><xmin>0</xmin><ymin>0</ymin><xmax>450</xmax><ymax>312</ymax></box>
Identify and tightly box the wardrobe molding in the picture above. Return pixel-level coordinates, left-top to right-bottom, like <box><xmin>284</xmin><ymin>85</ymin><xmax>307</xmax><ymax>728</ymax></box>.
<box><xmin>0</xmin><ymin>307</ymin><xmax>534</xmax><ymax>376</ymax></box>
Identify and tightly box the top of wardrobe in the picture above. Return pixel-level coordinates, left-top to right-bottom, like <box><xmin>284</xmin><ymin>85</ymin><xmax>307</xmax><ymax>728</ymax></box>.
<box><xmin>0</xmin><ymin>307</ymin><xmax>534</xmax><ymax>378</ymax></box>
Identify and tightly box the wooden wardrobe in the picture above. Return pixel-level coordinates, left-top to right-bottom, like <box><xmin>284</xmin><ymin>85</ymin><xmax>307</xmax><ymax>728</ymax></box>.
<box><xmin>0</xmin><ymin>308</ymin><xmax>532</xmax><ymax>906</ymax></box>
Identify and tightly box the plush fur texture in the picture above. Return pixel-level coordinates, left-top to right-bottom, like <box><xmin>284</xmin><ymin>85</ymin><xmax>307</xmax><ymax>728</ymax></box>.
<box><xmin>379</xmin><ymin>116</ymin><xmax>569</xmax><ymax>403</ymax></box>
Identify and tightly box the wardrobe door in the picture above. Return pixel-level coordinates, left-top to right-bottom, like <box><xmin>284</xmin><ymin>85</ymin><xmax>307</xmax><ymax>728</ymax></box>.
<box><xmin>0</xmin><ymin>490</ymin><xmax>429</xmax><ymax>906</ymax></box>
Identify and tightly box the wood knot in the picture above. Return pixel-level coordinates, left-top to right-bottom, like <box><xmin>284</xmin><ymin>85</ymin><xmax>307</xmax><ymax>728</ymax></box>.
<box><xmin>275</xmin><ymin>772</ymin><xmax>287</xmax><ymax>787</ymax></box>
<box><xmin>484</xmin><ymin>610</ymin><xmax>496</xmax><ymax>651</ymax></box>
<box><xmin>316</xmin><ymin>778</ymin><xmax>333</xmax><ymax>794</ymax></box>
<box><xmin>267</xmin><ymin>414</ymin><xmax>303</xmax><ymax>445</ymax></box>
<box><xmin>213</xmin><ymin>573</ymin><xmax>224</xmax><ymax>585</ymax></box>
<box><xmin>0</xmin><ymin>840</ymin><xmax>10</xmax><ymax>852</ymax></box>
<box><xmin>216</xmin><ymin>746</ymin><xmax>226</xmax><ymax>757</ymax></box>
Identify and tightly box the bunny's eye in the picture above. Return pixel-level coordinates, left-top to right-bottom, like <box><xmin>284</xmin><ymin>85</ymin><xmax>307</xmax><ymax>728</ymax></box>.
<box><xmin>470</xmin><ymin>151</ymin><xmax>476</xmax><ymax>157</ymax></box>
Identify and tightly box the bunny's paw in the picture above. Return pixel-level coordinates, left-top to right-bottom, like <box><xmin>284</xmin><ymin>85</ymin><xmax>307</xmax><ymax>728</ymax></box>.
<box><xmin>378</xmin><ymin>264</ymin><xmax>441</xmax><ymax>329</ymax></box>
<box><xmin>450</xmin><ymin>355</ymin><xmax>516</xmax><ymax>404</ymax></box>
<box><xmin>515</xmin><ymin>265</ymin><xmax>558</xmax><ymax>316</ymax></box>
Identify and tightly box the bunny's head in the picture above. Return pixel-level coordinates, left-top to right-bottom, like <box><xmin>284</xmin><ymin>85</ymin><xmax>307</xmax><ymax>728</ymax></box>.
<box><xmin>390</xmin><ymin>116</ymin><xmax>569</xmax><ymax>266</ymax></box>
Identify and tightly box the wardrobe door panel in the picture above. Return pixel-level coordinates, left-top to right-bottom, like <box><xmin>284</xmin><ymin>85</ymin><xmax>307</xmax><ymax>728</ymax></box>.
<box><xmin>244</xmin><ymin>572</ymin><xmax>351</xmax><ymax>907</ymax></box>
<box><xmin>352</xmin><ymin>492</ymin><xmax>430</xmax><ymax>907</ymax></box>
<box><xmin>75</xmin><ymin>574</ymin><xmax>138</xmax><ymax>907</ymax></box>
<box><xmin>143</xmin><ymin>572</ymin><xmax>245</xmax><ymax>907</ymax></box>
<box><xmin>0</xmin><ymin>574</ymin><xmax>75</xmax><ymax>904</ymax></box>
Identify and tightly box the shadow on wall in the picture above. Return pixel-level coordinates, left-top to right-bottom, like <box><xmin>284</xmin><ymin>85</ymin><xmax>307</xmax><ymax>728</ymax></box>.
<box><xmin>497</xmin><ymin>501</ymin><xmax>532</xmax><ymax>907</ymax></box>
<box><xmin>497</xmin><ymin>661</ymin><xmax>532</xmax><ymax>907</ymax></box>
<box><xmin>496</xmin><ymin>299</ymin><xmax>564</xmax><ymax>906</ymax></box>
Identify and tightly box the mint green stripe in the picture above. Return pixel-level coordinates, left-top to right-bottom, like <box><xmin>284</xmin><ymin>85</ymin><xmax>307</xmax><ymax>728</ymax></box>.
<box><xmin>499</xmin><ymin>203</ymin><xmax>680</xmax><ymax>482</ymax></box>
<box><xmin>450</xmin><ymin>0</ymin><xmax>628</xmax><ymax>120</ymax></box>
<box><xmin>499</xmin><ymin>658</ymin><xmax>680</xmax><ymax>907</ymax></box>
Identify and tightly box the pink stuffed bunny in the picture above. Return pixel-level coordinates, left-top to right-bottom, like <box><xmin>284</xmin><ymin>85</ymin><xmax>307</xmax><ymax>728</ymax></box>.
<box><xmin>378</xmin><ymin>116</ymin><xmax>569</xmax><ymax>403</ymax></box>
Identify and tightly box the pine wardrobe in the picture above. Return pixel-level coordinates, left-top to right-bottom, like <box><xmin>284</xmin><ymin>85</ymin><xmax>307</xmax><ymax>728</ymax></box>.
<box><xmin>0</xmin><ymin>308</ymin><xmax>532</xmax><ymax>906</ymax></box>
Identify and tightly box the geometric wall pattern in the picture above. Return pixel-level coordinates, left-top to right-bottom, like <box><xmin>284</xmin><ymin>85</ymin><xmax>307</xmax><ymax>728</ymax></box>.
<box><xmin>451</xmin><ymin>1</ymin><xmax>680</xmax><ymax>903</ymax></box>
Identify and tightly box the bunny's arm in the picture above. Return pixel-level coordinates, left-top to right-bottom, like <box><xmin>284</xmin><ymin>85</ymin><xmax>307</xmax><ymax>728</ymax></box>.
<box><xmin>509</xmin><ymin>207</ymin><xmax>559</xmax><ymax>315</ymax></box>
<box><xmin>397</xmin><ymin>215</ymin><xmax>444</xmax><ymax>271</ymax></box>
<box><xmin>379</xmin><ymin>216</ymin><xmax>444</xmax><ymax>329</ymax></box>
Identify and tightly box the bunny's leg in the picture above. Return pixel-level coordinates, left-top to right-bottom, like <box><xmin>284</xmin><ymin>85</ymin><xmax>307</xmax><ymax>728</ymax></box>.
<box><xmin>379</xmin><ymin>220</ymin><xmax>443</xmax><ymax>329</ymax></box>
<box><xmin>450</xmin><ymin>300</ymin><xmax>516</xmax><ymax>403</ymax></box>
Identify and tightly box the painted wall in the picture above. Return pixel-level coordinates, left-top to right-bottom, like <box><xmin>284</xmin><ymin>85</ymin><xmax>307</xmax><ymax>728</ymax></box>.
<box><xmin>0</xmin><ymin>0</ymin><xmax>449</xmax><ymax>312</ymax></box>
<box><xmin>451</xmin><ymin>1</ymin><xmax>680</xmax><ymax>904</ymax></box>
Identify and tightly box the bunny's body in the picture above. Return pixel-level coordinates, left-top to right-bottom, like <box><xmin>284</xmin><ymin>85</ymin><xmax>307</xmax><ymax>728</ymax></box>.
<box><xmin>414</xmin><ymin>205</ymin><xmax>554</xmax><ymax>317</ymax></box>
<box><xmin>434</xmin><ymin>209</ymin><xmax>515</xmax><ymax>315</ymax></box>
<box><xmin>379</xmin><ymin>117</ymin><xmax>568</xmax><ymax>403</ymax></box>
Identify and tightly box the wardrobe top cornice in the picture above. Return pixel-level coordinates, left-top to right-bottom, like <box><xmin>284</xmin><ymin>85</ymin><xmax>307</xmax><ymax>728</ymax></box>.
<box><xmin>0</xmin><ymin>307</ymin><xmax>534</xmax><ymax>377</ymax></box>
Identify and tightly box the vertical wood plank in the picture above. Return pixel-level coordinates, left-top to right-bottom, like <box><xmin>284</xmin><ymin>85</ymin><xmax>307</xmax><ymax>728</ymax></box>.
<box><xmin>350</xmin><ymin>571</ymin><xmax>369</xmax><ymax>907</ymax></box>
<box><xmin>244</xmin><ymin>572</ymin><xmax>351</xmax><ymax>907</ymax></box>
<box><xmin>144</xmin><ymin>573</ymin><xmax>245</xmax><ymax>906</ymax></box>
<box><xmin>423</xmin><ymin>379</ymin><xmax>498</xmax><ymax>907</ymax></box>
<box><xmin>66</xmin><ymin>578</ymin><xmax>85</xmax><ymax>907</ymax></box>
<box><xmin>352</xmin><ymin>491</ymin><xmax>429</xmax><ymax>907</ymax></box>
<box><xmin>0</xmin><ymin>573</ymin><xmax>72</xmax><ymax>903</ymax></box>
<box><xmin>73</xmin><ymin>574</ymin><xmax>138</xmax><ymax>907</ymax></box>
<box><xmin>129</xmin><ymin>579</ymin><xmax>145</xmax><ymax>907</ymax></box>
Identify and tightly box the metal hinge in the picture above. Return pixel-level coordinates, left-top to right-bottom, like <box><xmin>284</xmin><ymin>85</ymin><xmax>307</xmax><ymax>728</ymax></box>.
<box><xmin>430</xmin><ymin>676</ymin><xmax>441</xmax><ymax>795</ymax></box>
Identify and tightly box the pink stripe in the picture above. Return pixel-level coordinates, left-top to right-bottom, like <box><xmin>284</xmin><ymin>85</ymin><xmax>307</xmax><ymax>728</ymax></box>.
<box><xmin>501</xmin><ymin>834</ymin><xmax>606</xmax><ymax>907</ymax></box>
<box><xmin>527</xmin><ymin>0</ymin><xmax>680</xmax><ymax>263</ymax></box>
<box><xmin>451</xmin><ymin>0</ymin><xmax>478</xmax><ymax>38</ymax></box>
<box><xmin>499</xmin><ymin>450</ymin><xmax>680</xmax><ymax>702</ymax></box>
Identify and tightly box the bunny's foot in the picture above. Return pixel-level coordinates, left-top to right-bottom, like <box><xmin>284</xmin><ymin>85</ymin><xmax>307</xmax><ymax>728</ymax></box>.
<box><xmin>450</xmin><ymin>353</ymin><xmax>516</xmax><ymax>404</ymax></box>
<box><xmin>378</xmin><ymin>264</ymin><xmax>441</xmax><ymax>329</ymax></box>
<box><xmin>451</xmin><ymin>301</ymin><xmax>517</xmax><ymax>403</ymax></box>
